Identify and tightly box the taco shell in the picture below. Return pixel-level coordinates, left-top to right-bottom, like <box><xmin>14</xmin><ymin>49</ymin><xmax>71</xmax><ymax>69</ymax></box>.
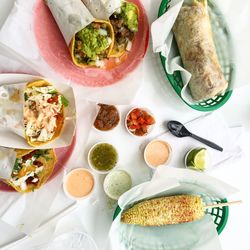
<box><xmin>24</xmin><ymin>79</ymin><xmax>65</xmax><ymax>147</ymax></box>
<box><xmin>6</xmin><ymin>149</ymin><xmax>57</xmax><ymax>193</ymax></box>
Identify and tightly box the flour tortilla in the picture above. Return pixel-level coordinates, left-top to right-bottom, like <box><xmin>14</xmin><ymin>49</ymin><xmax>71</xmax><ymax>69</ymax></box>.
<box><xmin>172</xmin><ymin>0</ymin><xmax>228</xmax><ymax>101</ymax></box>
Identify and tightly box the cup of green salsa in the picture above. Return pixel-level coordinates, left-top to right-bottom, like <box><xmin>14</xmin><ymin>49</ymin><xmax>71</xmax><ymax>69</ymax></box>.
<box><xmin>88</xmin><ymin>142</ymin><xmax>118</xmax><ymax>174</ymax></box>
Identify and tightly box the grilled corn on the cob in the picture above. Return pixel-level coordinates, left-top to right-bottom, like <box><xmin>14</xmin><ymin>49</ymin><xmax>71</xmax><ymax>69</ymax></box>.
<box><xmin>121</xmin><ymin>195</ymin><xmax>204</xmax><ymax>226</ymax></box>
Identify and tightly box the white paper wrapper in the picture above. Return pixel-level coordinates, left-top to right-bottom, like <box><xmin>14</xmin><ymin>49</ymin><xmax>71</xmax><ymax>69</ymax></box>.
<box><xmin>0</xmin><ymin>147</ymin><xmax>16</xmax><ymax>179</ymax></box>
<box><xmin>81</xmin><ymin>0</ymin><xmax>121</xmax><ymax>19</ymax></box>
<box><xmin>0</xmin><ymin>74</ymin><xmax>76</xmax><ymax>149</ymax></box>
<box><xmin>0</xmin><ymin>0</ymin><xmax>145</xmax><ymax>105</ymax></box>
<box><xmin>151</xmin><ymin>0</ymin><xmax>236</xmax><ymax>104</ymax></box>
<box><xmin>106</xmin><ymin>167</ymin><xmax>239</xmax><ymax>250</ymax></box>
<box><xmin>46</xmin><ymin>0</ymin><xmax>95</xmax><ymax>45</ymax></box>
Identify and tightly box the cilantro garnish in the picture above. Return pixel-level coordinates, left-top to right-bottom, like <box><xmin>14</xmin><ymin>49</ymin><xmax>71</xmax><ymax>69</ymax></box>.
<box><xmin>33</xmin><ymin>150</ymin><xmax>45</xmax><ymax>159</ymax></box>
<box><xmin>61</xmin><ymin>95</ymin><xmax>69</xmax><ymax>107</ymax></box>
<box><xmin>12</xmin><ymin>159</ymin><xmax>22</xmax><ymax>173</ymax></box>
<box><xmin>24</xmin><ymin>93</ymin><xmax>28</xmax><ymax>101</ymax></box>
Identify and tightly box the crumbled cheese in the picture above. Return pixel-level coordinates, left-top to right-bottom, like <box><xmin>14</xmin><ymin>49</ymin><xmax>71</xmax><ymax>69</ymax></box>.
<box><xmin>99</xmin><ymin>28</ymin><xmax>108</xmax><ymax>36</ymax></box>
<box><xmin>126</xmin><ymin>41</ymin><xmax>132</xmax><ymax>51</ymax></box>
<box><xmin>32</xmin><ymin>178</ymin><xmax>39</xmax><ymax>183</ymax></box>
<box><xmin>37</xmin><ymin>128</ymin><xmax>49</xmax><ymax>142</ymax></box>
<box><xmin>95</xmin><ymin>60</ymin><xmax>105</xmax><ymax>68</ymax></box>
<box><xmin>35</xmin><ymin>166</ymin><xmax>44</xmax><ymax>174</ymax></box>
<box><xmin>11</xmin><ymin>172</ymin><xmax>35</xmax><ymax>187</ymax></box>
<box><xmin>33</xmin><ymin>86</ymin><xmax>56</xmax><ymax>94</ymax></box>
<box><xmin>107</xmin><ymin>37</ymin><xmax>112</xmax><ymax>45</ymax></box>
<box><xmin>21</xmin><ymin>182</ymin><xmax>27</xmax><ymax>191</ymax></box>
<box><xmin>25</xmin><ymin>159</ymin><xmax>32</xmax><ymax>167</ymax></box>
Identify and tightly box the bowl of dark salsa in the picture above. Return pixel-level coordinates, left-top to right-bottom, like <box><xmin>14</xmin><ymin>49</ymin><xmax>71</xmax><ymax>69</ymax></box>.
<box><xmin>94</xmin><ymin>104</ymin><xmax>120</xmax><ymax>131</ymax></box>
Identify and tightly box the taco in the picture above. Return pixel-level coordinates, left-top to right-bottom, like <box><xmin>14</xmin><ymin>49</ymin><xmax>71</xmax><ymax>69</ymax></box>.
<box><xmin>24</xmin><ymin>79</ymin><xmax>67</xmax><ymax>147</ymax></box>
<box><xmin>70</xmin><ymin>20</ymin><xmax>114</xmax><ymax>68</ymax></box>
<box><xmin>6</xmin><ymin>149</ymin><xmax>57</xmax><ymax>193</ymax></box>
<box><xmin>109</xmin><ymin>1</ymin><xmax>139</xmax><ymax>58</ymax></box>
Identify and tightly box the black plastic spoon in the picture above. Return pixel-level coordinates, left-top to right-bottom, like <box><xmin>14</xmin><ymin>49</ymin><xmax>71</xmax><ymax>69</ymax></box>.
<box><xmin>166</xmin><ymin>120</ymin><xmax>223</xmax><ymax>152</ymax></box>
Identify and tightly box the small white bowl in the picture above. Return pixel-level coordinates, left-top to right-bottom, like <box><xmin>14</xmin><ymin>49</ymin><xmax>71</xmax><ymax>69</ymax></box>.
<box><xmin>125</xmin><ymin>107</ymin><xmax>156</xmax><ymax>137</ymax></box>
<box><xmin>87</xmin><ymin>142</ymin><xmax>119</xmax><ymax>174</ymax></box>
<box><xmin>103</xmin><ymin>169</ymin><xmax>132</xmax><ymax>200</ymax></box>
<box><xmin>63</xmin><ymin>168</ymin><xmax>95</xmax><ymax>201</ymax></box>
<box><xmin>144</xmin><ymin>139</ymin><xmax>172</xmax><ymax>169</ymax></box>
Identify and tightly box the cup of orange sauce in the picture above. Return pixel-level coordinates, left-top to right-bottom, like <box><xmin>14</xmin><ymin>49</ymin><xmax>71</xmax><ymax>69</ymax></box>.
<box><xmin>63</xmin><ymin>168</ymin><xmax>95</xmax><ymax>201</ymax></box>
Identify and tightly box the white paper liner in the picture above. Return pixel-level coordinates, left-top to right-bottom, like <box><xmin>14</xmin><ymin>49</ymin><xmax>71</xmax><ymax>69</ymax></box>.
<box><xmin>81</xmin><ymin>0</ymin><xmax>121</xmax><ymax>19</ymax></box>
<box><xmin>106</xmin><ymin>167</ymin><xmax>239</xmax><ymax>250</ymax></box>
<box><xmin>46</xmin><ymin>0</ymin><xmax>95</xmax><ymax>45</ymax></box>
<box><xmin>0</xmin><ymin>74</ymin><xmax>76</xmax><ymax>149</ymax></box>
<box><xmin>0</xmin><ymin>147</ymin><xmax>16</xmax><ymax>179</ymax></box>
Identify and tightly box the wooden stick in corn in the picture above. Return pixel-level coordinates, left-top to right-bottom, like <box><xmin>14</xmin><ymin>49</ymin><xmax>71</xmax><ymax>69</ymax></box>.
<box><xmin>121</xmin><ymin>195</ymin><xmax>205</xmax><ymax>226</ymax></box>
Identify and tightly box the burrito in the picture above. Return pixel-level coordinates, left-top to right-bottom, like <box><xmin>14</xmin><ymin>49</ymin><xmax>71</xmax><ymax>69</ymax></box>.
<box><xmin>24</xmin><ymin>80</ymin><xmax>66</xmax><ymax>147</ymax></box>
<box><xmin>172</xmin><ymin>0</ymin><xmax>228</xmax><ymax>101</ymax></box>
<box><xmin>109</xmin><ymin>1</ymin><xmax>139</xmax><ymax>57</ymax></box>
<box><xmin>5</xmin><ymin>149</ymin><xmax>57</xmax><ymax>193</ymax></box>
<box><xmin>46</xmin><ymin>0</ymin><xmax>114</xmax><ymax>68</ymax></box>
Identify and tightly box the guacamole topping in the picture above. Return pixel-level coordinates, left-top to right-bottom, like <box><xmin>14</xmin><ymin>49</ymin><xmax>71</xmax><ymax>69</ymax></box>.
<box><xmin>74</xmin><ymin>23</ymin><xmax>112</xmax><ymax>65</ymax></box>
<box><xmin>110</xmin><ymin>2</ymin><xmax>138</xmax><ymax>55</ymax></box>
<box><xmin>121</xmin><ymin>2</ymin><xmax>138</xmax><ymax>32</ymax></box>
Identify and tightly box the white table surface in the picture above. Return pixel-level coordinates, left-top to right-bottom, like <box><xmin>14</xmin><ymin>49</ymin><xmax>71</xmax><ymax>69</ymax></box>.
<box><xmin>0</xmin><ymin>0</ymin><xmax>250</xmax><ymax>250</ymax></box>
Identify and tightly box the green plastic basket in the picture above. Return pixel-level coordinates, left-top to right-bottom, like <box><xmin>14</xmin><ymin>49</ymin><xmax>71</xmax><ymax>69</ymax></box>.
<box><xmin>113</xmin><ymin>194</ymin><xmax>229</xmax><ymax>235</ymax></box>
<box><xmin>158</xmin><ymin>0</ymin><xmax>235</xmax><ymax>112</ymax></box>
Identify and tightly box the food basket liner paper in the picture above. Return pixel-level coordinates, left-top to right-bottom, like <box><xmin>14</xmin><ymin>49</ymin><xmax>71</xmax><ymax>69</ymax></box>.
<box><xmin>151</xmin><ymin>0</ymin><xmax>250</xmax><ymax>104</ymax></box>
<box><xmin>0</xmin><ymin>98</ymin><xmax>97</xmax><ymax>235</ymax></box>
<box><xmin>106</xmin><ymin>167</ymin><xmax>238</xmax><ymax>250</ymax></box>
<box><xmin>0</xmin><ymin>74</ymin><xmax>76</xmax><ymax>149</ymax></box>
<box><xmin>0</xmin><ymin>0</ymin><xmax>146</xmax><ymax>105</ymax></box>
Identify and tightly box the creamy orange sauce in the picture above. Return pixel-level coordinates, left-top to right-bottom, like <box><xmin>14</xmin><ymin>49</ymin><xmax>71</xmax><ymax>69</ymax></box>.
<box><xmin>65</xmin><ymin>169</ymin><xmax>94</xmax><ymax>198</ymax></box>
<box><xmin>145</xmin><ymin>140</ymin><xmax>171</xmax><ymax>167</ymax></box>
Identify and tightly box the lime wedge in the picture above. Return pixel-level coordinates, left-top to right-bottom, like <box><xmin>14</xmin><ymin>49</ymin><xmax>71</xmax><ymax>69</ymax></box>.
<box><xmin>186</xmin><ymin>148</ymin><xmax>207</xmax><ymax>171</ymax></box>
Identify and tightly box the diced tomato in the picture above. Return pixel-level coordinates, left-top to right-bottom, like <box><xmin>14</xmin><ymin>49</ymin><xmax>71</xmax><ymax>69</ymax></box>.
<box><xmin>132</xmin><ymin>119</ymin><xmax>139</xmax><ymax>126</ymax></box>
<box><xmin>138</xmin><ymin>117</ymin><xmax>145</xmax><ymax>124</ymax></box>
<box><xmin>47</xmin><ymin>95</ymin><xmax>58</xmax><ymax>104</ymax></box>
<box><xmin>145</xmin><ymin>116</ymin><xmax>155</xmax><ymax>125</ymax></box>
<box><xmin>130</xmin><ymin>113</ymin><xmax>137</xmax><ymax>120</ymax></box>
<box><xmin>134</xmin><ymin>109</ymin><xmax>141</xmax><ymax>117</ymax></box>
<box><xmin>141</xmin><ymin>124</ymin><xmax>148</xmax><ymax>133</ymax></box>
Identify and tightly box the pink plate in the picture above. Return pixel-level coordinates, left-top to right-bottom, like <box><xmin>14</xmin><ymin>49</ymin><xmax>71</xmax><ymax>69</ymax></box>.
<box><xmin>33</xmin><ymin>0</ymin><xmax>149</xmax><ymax>87</ymax></box>
<box><xmin>0</xmin><ymin>136</ymin><xmax>76</xmax><ymax>192</ymax></box>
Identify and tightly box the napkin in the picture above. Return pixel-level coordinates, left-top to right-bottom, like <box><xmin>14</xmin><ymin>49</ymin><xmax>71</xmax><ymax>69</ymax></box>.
<box><xmin>106</xmin><ymin>167</ymin><xmax>239</xmax><ymax>250</ymax></box>
<box><xmin>153</xmin><ymin>112</ymin><xmax>243</xmax><ymax>171</ymax></box>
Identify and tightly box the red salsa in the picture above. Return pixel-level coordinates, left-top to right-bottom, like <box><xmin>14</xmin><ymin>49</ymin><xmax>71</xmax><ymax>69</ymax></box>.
<box><xmin>126</xmin><ymin>108</ymin><xmax>155</xmax><ymax>136</ymax></box>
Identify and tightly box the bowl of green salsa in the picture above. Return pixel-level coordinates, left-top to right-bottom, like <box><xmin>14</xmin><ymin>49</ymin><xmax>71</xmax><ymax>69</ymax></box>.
<box><xmin>88</xmin><ymin>142</ymin><xmax>118</xmax><ymax>174</ymax></box>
